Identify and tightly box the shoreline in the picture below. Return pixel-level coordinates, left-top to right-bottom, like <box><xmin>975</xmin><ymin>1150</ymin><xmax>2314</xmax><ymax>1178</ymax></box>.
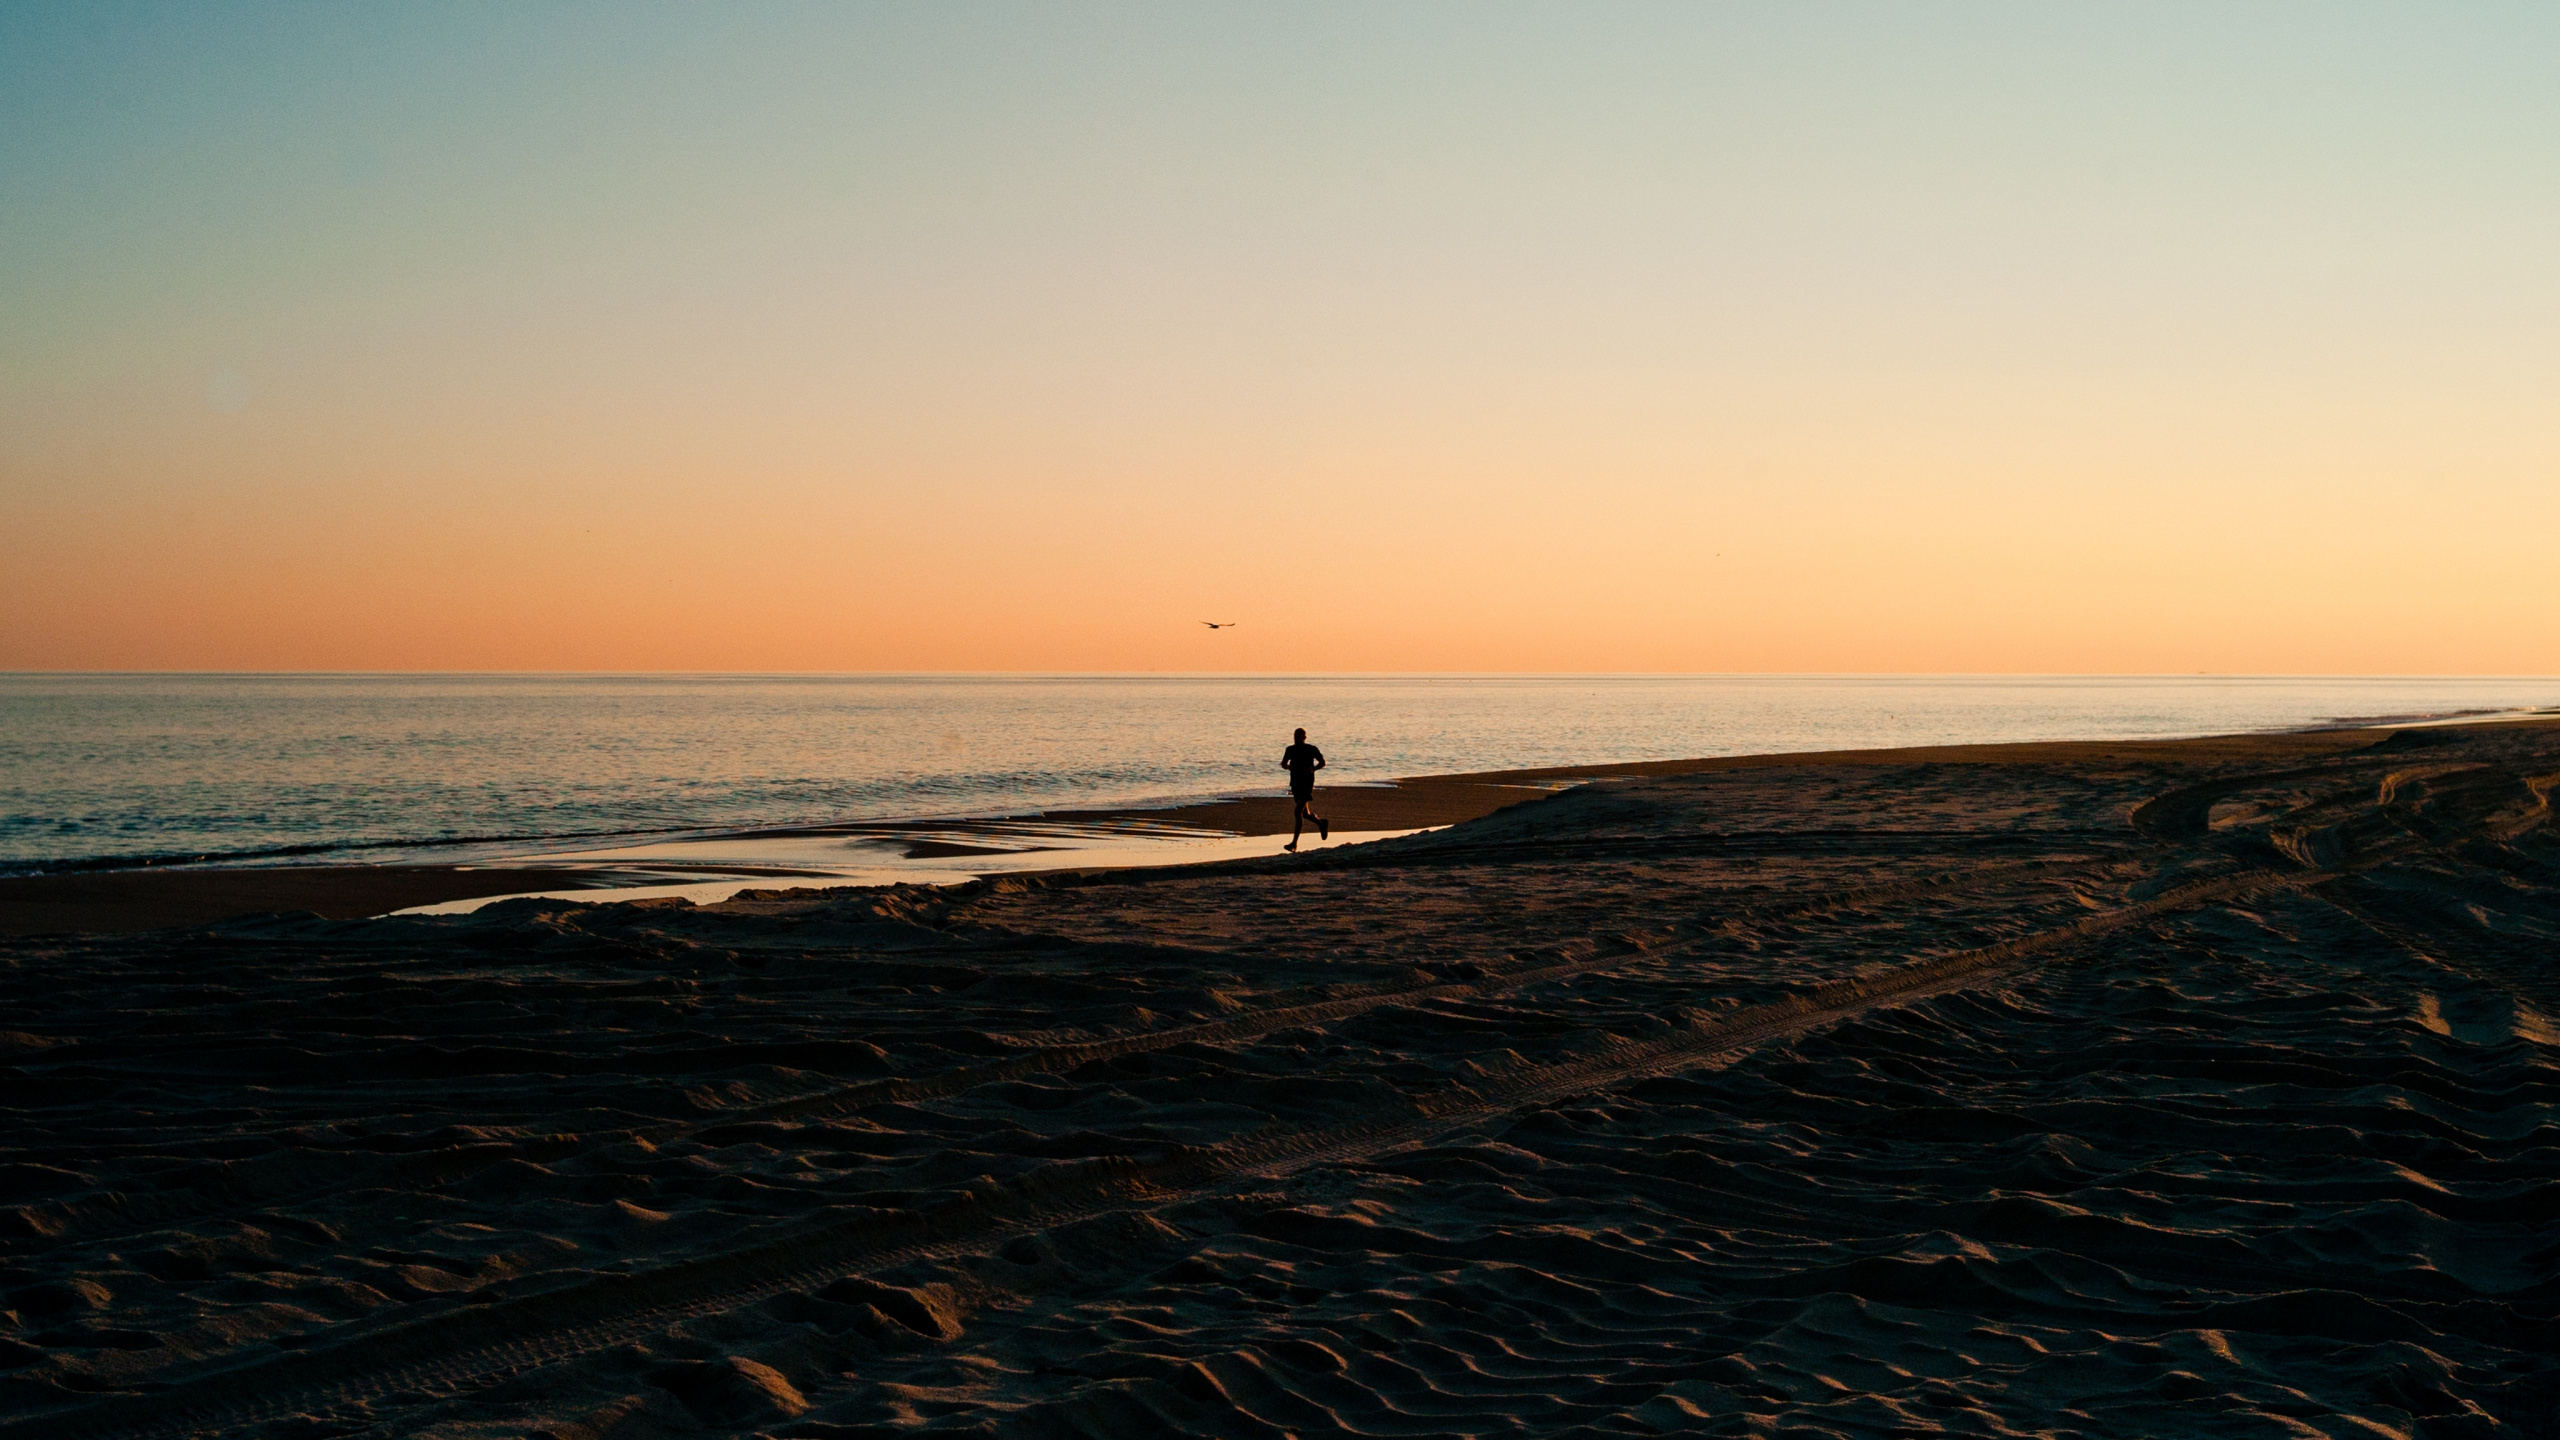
<box><xmin>0</xmin><ymin>723</ymin><xmax>2454</xmax><ymax>937</ymax></box>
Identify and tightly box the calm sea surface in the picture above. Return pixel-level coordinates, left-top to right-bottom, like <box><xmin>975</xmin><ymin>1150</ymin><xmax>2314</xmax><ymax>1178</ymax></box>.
<box><xmin>5</xmin><ymin>674</ymin><xmax>2555</xmax><ymax>873</ymax></box>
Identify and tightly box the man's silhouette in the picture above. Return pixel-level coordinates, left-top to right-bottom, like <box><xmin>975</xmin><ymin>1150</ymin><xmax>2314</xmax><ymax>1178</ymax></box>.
<box><xmin>1280</xmin><ymin>728</ymin><xmax>1328</xmax><ymax>852</ymax></box>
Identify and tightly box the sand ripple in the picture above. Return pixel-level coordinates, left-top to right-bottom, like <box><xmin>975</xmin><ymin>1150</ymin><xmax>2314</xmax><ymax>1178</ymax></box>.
<box><xmin>3</xmin><ymin>724</ymin><xmax>2556</xmax><ymax>1436</ymax></box>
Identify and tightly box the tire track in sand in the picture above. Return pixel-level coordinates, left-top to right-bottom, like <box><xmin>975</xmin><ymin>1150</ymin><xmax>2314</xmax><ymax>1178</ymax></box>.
<box><xmin>8</xmin><ymin>858</ymin><xmax>2318</xmax><ymax>1440</ymax></box>
<box><xmin>9</xmin><ymin>858</ymin><xmax>2097</xmax><ymax>1256</ymax></box>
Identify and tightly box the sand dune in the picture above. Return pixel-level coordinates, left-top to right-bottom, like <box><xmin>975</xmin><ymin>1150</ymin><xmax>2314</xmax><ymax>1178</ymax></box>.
<box><xmin>3</xmin><ymin>722</ymin><xmax>2556</xmax><ymax>1436</ymax></box>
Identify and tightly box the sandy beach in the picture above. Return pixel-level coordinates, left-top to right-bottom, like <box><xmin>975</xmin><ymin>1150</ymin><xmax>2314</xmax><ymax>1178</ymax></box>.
<box><xmin>3</xmin><ymin>721</ymin><xmax>2556</xmax><ymax>1436</ymax></box>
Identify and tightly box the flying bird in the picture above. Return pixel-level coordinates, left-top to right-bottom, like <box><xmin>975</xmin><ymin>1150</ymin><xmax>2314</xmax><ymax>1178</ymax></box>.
<box><xmin>1201</xmin><ymin>621</ymin><xmax>1237</xmax><ymax>629</ymax></box>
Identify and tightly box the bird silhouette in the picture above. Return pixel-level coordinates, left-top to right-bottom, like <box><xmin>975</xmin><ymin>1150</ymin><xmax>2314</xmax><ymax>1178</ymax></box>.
<box><xmin>1201</xmin><ymin>621</ymin><xmax>1237</xmax><ymax>629</ymax></box>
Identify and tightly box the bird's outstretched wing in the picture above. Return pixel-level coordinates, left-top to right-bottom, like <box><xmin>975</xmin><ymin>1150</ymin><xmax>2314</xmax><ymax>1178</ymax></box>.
<box><xmin>1200</xmin><ymin>621</ymin><xmax>1237</xmax><ymax>628</ymax></box>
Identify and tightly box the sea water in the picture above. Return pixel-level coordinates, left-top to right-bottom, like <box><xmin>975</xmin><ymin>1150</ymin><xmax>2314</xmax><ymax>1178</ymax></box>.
<box><xmin>5</xmin><ymin>673</ymin><xmax>2555</xmax><ymax>873</ymax></box>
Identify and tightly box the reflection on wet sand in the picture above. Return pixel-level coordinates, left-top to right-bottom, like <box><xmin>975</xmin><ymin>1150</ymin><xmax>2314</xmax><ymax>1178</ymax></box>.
<box><xmin>395</xmin><ymin>818</ymin><xmax>1428</xmax><ymax>914</ymax></box>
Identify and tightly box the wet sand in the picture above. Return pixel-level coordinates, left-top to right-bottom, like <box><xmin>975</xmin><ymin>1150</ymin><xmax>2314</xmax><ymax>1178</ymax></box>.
<box><xmin>0</xmin><ymin>774</ymin><xmax>1565</xmax><ymax>937</ymax></box>
<box><xmin>0</xmin><ymin>864</ymin><xmax>631</xmax><ymax>937</ymax></box>
<box><xmin>3</xmin><ymin>721</ymin><xmax>2556</xmax><ymax>1436</ymax></box>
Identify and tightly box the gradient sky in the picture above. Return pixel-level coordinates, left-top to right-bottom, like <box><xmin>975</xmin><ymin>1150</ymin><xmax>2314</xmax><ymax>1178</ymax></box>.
<box><xmin>4</xmin><ymin>3</ymin><xmax>2555</xmax><ymax>673</ymax></box>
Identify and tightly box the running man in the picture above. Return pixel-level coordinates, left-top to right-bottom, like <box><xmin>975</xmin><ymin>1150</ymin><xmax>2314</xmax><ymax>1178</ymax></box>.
<box><xmin>1280</xmin><ymin>727</ymin><xmax>1329</xmax><ymax>851</ymax></box>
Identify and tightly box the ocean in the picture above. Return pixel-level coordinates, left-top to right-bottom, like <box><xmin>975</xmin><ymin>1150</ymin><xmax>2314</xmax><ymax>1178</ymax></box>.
<box><xmin>5</xmin><ymin>672</ymin><xmax>2556</xmax><ymax>874</ymax></box>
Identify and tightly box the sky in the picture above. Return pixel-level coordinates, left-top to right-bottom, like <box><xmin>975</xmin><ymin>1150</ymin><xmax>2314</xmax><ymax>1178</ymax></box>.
<box><xmin>3</xmin><ymin>3</ymin><xmax>2555</xmax><ymax>674</ymax></box>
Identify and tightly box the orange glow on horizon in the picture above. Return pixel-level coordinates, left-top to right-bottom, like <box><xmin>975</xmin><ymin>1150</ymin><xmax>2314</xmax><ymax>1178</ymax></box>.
<box><xmin>5</xmin><ymin>7</ymin><xmax>2556</xmax><ymax>674</ymax></box>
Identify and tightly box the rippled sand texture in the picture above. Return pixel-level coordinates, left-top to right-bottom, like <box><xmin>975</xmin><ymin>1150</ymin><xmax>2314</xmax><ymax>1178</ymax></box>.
<box><xmin>4</xmin><ymin>723</ymin><xmax>2557</xmax><ymax>1438</ymax></box>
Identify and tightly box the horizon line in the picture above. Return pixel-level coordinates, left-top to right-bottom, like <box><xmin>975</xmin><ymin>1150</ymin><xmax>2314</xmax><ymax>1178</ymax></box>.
<box><xmin>6</xmin><ymin>670</ymin><xmax>2560</xmax><ymax>682</ymax></box>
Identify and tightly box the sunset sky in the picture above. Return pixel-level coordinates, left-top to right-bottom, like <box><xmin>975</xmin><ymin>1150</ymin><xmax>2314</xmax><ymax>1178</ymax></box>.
<box><xmin>4</xmin><ymin>3</ymin><xmax>2555</xmax><ymax>674</ymax></box>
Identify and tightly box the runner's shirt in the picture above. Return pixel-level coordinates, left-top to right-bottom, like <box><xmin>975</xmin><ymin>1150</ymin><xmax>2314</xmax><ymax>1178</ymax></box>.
<box><xmin>1282</xmin><ymin>743</ymin><xmax>1324</xmax><ymax>794</ymax></box>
